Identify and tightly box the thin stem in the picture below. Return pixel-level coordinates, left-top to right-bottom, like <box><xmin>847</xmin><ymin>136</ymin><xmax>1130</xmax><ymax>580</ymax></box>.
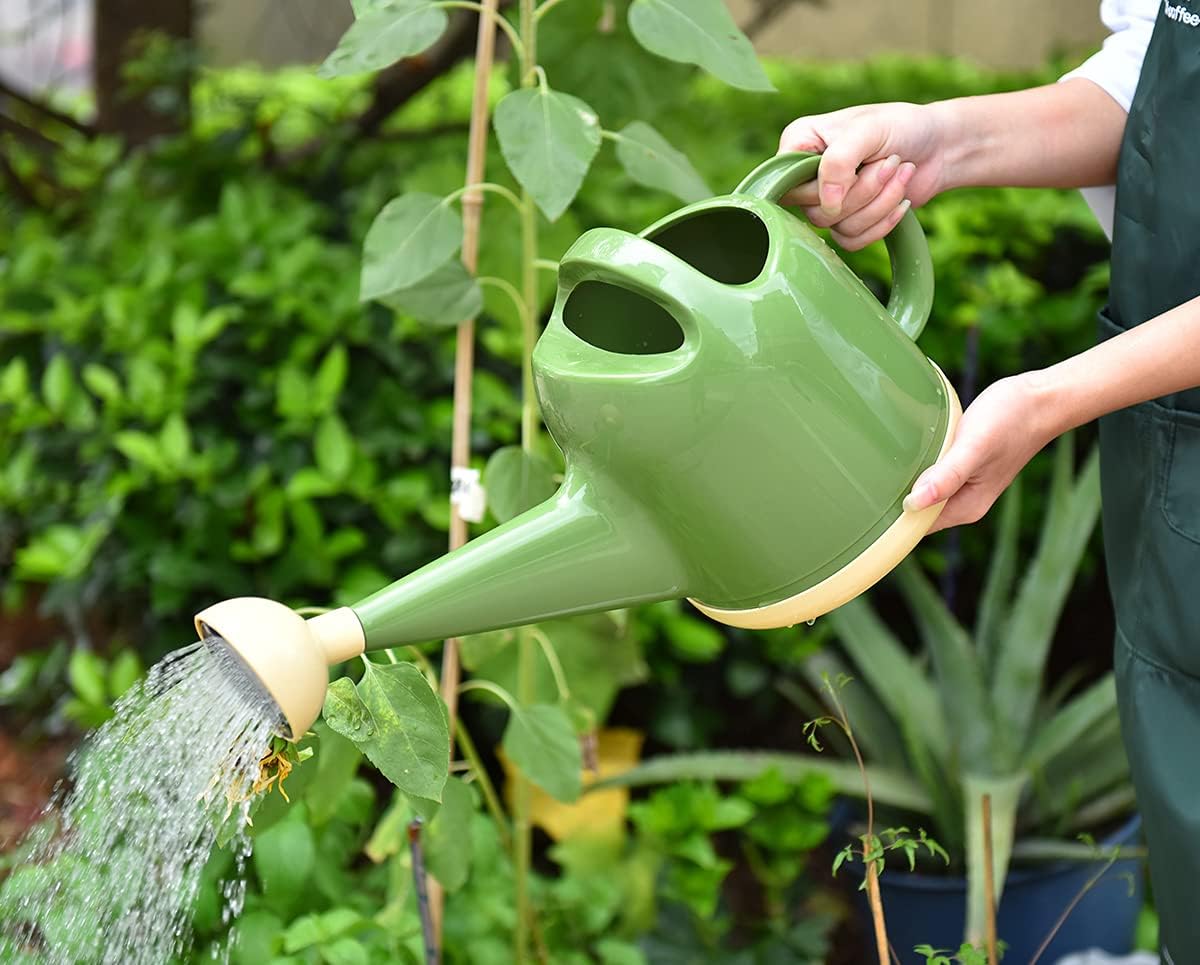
<box><xmin>443</xmin><ymin>181</ymin><xmax>524</xmax><ymax>212</ymax></box>
<box><xmin>982</xmin><ymin>794</ymin><xmax>999</xmax><ymax>964</ymax></box>
<box><xmin>294</xmin><ymin>606</ymin><xmax>331</xmax><ymax>616</ymax></box>
<box><xmin>826</xmin><ymin>684</ymin><xmax>888</xmax><ymax>965</ymax></box>
<box><xmin>533</xmin><ymin>258</ymin><xmax>559</xmax><ymax>274</ymax></box>
<box><xmin>534</xmin><ymin>0</ymin><xmax>569</xmax><ymax>21</ymax></box>
<box><xmin>514</xmin><ymin>627</ymin><xmax>536</xmax><ymax>964</ymax></box>
<box><xmin>533</xmin><ymin>65</ymin><xmax>549</xmax><ymax>90</ymax></box>
<box><xmin>528</xmin><ymin>627</ymin><xmax>570</xmax><ymax>702</ymax></box>
<box><xmin>433</xmin><ymin>1</ymin><xmax>525</xmax><ymax>60</ymax></box>
<box><xmin>1027</xmin><ymin>847</ymin><xmax>1123</xmax><ymax>965</ymax></box>
<box><xmin>454</xmin><ymin>717</ymin><xmax>512</xmax><ymax>851</ymax></box>
<box><xmin>478</xmin><ymin>276</ymin><xmax>530</xmax><ymax>320</ymax></box>
<box><xmin>458</xmin><ymin>678</ymin><xmax>520</xmax><ymax>713</ymax></box>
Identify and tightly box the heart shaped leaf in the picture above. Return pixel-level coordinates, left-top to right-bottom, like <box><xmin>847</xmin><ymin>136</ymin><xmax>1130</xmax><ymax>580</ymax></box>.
<box><xmin>628</xmin><ymin>0</ymin><xmax>774</xmax><ymax>93</ymax></box>
<box><xmin>614</xmin><ymin>121</ymin><xmax>712</xmax><ymax>203</ymax></box>
<box><xmin>503</xmin><ymin>703</ymin><xmax>582</xmax><ymax>802</ymax></box>
<box><xmin>361</xmin><ymin>192</ymin><xmax>463</xmax><ymax>301</ymax></box>
<box><xmin>319</xmin><ymin>1</ymin><xmax>448</xmax><ymax>78</ymax></box>
<box><xmin>494</xmin><ymin>87</ymin><xmax>602</xmax><ymax>221</ymax></box>
<box><xmin>483</xmin><ymin>446</ymin><xmax>559</xmax><ymax>522</ymax></box>
<box><xmin>381</xmin><ymin>259</ymin><xmax>483</xmax><ymax>327</ymax></box>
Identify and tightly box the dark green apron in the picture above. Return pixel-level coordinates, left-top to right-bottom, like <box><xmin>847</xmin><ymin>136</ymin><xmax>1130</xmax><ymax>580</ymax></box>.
<box><xmin>1102</xmin><ymin>3</ymin><xmax>1200</xmax><ymax>958</ymax></box>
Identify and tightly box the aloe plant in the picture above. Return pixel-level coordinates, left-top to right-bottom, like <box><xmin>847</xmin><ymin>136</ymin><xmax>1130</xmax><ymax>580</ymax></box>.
<box><xmin>600</xmin><ymin>437</ymin><xmax>1131</xmax><ymax>944</ymax></box>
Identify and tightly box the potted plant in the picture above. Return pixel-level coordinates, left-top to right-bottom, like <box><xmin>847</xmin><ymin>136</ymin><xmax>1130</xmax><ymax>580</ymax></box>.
<box><xmin>602</xmin><ymin>438</ymin><xmax>1143</xmax><ymax>962</ymax></box>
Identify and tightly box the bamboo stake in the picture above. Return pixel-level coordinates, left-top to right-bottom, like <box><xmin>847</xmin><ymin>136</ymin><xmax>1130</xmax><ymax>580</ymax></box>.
<box><xmin>432</xmin><ymin>0</ymin><xmax>501</xmax><ymax>951</ymax></box>
<box><xmin>982</xmin><ymin>794</ymin><xmax>999</xmax><ymax>964</ymax></box>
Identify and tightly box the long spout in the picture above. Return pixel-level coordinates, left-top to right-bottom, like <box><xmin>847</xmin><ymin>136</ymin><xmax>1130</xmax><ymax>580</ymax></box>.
<box><xmin>352</xmin><ymin>473</ymin><xmax>688</xmax><ymax>649</ymax></box>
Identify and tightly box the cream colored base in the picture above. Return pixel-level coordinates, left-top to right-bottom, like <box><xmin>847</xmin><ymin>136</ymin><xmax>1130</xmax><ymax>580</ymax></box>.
<box><xmin>689</xmin><ymin>366</ymin><xmax>962</xmax><ymax>631</ymax></box>
<box><xmin>194</xmin><ymin>599</ymin><xmax>366</xmax><ymax>740</ymax></box>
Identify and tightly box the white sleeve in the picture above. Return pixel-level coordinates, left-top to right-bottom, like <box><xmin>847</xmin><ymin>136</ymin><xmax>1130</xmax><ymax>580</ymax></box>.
<box><xmin>1059</xmin><ymin>0</ymin><xmax>1158</xmax><ymax>238</ymax></box>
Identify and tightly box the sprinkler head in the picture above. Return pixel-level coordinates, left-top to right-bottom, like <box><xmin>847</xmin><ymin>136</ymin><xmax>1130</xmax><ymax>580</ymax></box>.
<box><xmin>194</xmin><ymin>598</ymin><xmax>365</xmax><ymax>740</ymax></box>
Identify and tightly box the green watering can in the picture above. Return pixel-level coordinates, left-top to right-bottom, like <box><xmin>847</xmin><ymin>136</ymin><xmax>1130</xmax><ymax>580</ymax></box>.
<box><xmin>196</xmin><ymin>152</ymin><xmax>961</xmax><ymax>738</ymax></box>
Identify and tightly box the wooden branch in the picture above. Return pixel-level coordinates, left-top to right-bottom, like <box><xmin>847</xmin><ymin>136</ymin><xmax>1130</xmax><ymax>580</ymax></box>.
<box><xmin>0</xmin><ymin>79</ymin><xmax>94</xmax><ymax>136</ymax></box>
<box><xmin>0</xmin><ymin>113</ymin><xmax>58</xmax><ymax>152</ymax></box>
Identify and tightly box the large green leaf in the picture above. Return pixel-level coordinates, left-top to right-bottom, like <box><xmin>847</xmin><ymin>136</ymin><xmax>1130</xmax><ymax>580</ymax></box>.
<box><xmin>322</xmin><ymin>661</ymin><xmax>450</xmax><ymax>802</ymax></box>
<box><xmin>826</xmin><ymin>597</ymin><xmax>950</xmax><ymax>767</ymax></box>
<box><xmin>306</xmin><ymin>724</ymin><xmax>364</xmax><ymax>825</ymax></box>
<box><xmin>1023</xmin><ymin>674</ymin><xmax>1118</xmax><ymax>775</ymax></box>
<box><xmin>594</xmin><ymin>750</ymin><xmax>932</xmax><ymax>815</ymax></box>
<box><xmin>318</xmin><ymin>1</ymin><xmax>448</xmax><ymax>78</ymax></box>
<box><xmin>627</xmin><ymin>0</ymin><xmax>774</xmax><ymax>92</ymax></box>
<box><xmin>503</xmin><ymin>703</ymin><xmax>582</xmax><ymax>803</ymax></box>
<box><xmin>253</xmin><ymin>809</ymin><xmax>317</xmax><ymax>916</ymax></box>
<box><xmin>360</xmin><ymin>193</ymin><xmax>463</xmax><ymax>301</ymax></box>
<box><xmin>424</xmin><ymin>776</ymin><xmax>476</xmax><ymax>892</ymax></box>
<box><xmin>380</xmin><ymin>259</ymin><xmax>483</xmax><ymax>327</ymax></box>
<box><xmin>992</xmin><ymin>442</ymin><xmax>1101</xmax><ymax>751</ymax></box>
<box><xmin>893</xmin><ymin>562</ymin><xmax>995</xmax><ymax>769</ymax></box>
<box><xmin>483</xmin><ymin>446</ymin><xmax>558</xmax><ymax>522</ymax></box>
<box><xmin>613</xmin><ymin>121</ymin><xmax>712</xmax><ymax>203</ymax></box>
<box><xmin>962</xmin><ymin>772</ymin><xmax>1026</xmax><ymax>945</ymax></box>
<box><xmin>494</xmin><ymin>87</ymin><xmax>602</xmax><ymax>221</ymax></box>
<box><xmin>974</xmin><ymin>477</ymin><xmax>1021</xmax><ymax>673</ymax></box>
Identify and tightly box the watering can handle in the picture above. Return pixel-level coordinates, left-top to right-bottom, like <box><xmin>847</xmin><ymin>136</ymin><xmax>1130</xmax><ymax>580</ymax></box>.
<box><xmin>735</xmin><ymin>153</ymin><xmax>934</xmax><ymax>341</ymax></box>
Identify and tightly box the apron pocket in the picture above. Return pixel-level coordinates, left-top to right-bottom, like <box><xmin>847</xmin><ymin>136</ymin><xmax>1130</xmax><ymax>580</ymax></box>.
<box><xmin>1162</xmin><ymin>410</ymin><xmax>1200</xmax><ymax>545</ymax></box>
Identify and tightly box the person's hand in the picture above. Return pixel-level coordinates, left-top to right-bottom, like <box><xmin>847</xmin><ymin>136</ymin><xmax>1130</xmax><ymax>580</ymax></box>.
<box><xmin>903</xmin><ymin>373</ymin><xmax>1055</xmax><ymax>533</ymax></box>
<box><xmin>778</xmin><ymin>102</ymin><xmax>949</xmax><ymax>250</ymax></box>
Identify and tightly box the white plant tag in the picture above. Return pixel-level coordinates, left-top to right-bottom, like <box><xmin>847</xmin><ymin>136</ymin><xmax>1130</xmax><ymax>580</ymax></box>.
<box><xmin>450</xmin><ymin>466</ymin><xmax>486</xmax><ymax>523</ymax></box>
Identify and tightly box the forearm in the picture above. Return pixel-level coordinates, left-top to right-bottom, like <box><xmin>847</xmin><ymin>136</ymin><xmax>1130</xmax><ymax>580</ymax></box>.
<box><xmin>928</xmin><ymin>79</ymin><xmax>1128</xmax><ymax>192</ymax></box>
<box><xmin>1029</xmin><ymin>296</ymin><xmax>1200</xmax><ymax>437</ymax></box>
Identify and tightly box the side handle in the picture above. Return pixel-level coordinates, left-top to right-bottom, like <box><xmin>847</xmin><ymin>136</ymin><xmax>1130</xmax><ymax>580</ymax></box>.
<box><xmin>735</xmin><ymin>153</ymin><xmax>934</xmax><ymax>341</ymax></box>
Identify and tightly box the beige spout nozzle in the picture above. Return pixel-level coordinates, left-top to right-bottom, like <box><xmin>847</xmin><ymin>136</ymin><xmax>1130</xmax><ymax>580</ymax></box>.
<box><xmin>194</xmin><ymin>598</ymin><xmax>366</xmax><ymax>740</ymax></box>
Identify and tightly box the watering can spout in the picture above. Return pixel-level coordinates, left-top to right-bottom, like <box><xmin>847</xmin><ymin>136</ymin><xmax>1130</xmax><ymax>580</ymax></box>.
<box><xmin>351</xmin><ymin>473</ymin><xmax>687</xmax><ymax>648</ymax></box>
<box><xmin>195</xmin><ymin>473</ymin><xmax>687</xmax><ymax>739</ymax></box>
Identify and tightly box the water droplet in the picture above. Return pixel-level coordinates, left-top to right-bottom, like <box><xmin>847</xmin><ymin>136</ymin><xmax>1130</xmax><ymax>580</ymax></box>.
<box><xmin>806</xmin><ymin>618</ymin><xmax>817</xmax><ymax>627</ymax></box>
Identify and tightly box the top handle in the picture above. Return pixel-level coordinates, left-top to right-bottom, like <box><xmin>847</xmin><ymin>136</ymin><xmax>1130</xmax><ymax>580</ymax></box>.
<box><xmin>735</xmin><ymin>152</ymin><xmax>934</xmax><ymax>341</ymax></box>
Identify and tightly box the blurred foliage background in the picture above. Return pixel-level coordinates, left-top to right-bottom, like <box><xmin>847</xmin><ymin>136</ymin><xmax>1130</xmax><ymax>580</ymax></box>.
<box><xmin>0</xmin><ymin>2</ymin><xmax>1128</xmax><ymax>960</ymax></box>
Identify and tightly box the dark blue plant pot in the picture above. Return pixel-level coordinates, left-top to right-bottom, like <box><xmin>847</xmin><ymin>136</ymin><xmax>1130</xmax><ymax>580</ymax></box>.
<box><xmin>858</xmin><ymin>814</ymin><xmax>1144</xmax><ymax>964</ymax></box>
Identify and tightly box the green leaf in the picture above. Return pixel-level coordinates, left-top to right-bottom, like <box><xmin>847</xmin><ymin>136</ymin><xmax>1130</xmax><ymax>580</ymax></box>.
<box><xmin>283</xmin><ymin>908</ymin><xmax>362</xmax><ymax>952</ymax></box>
<box><xmin>1024</xmin><ymin>674</ymin><xmax>1118</xmax><ymax>774</ymax></box>
<box><xmin>42</xmin><ymin>354</ymin><xmax>76</xmax><ymax>415</ymax></box>
<box><xmin>0</xmin><ymin>357</ymin><xmax>29</xmax><ymax>402</ymax></box>
<box><xmin>494</xmin><ymin>87</ymin><xmax>602</xmax><ymax>221</ymax></box>
<box><xmin>627</xmin><ymin>0</ymin><xmax>774</xmax><ymax>92</ymax></box>
<box><xmin>594</xmin><ymin>750</ymin><xmax>932</xmax><ymax>814</ymax></box>
<box><xmin>483</xmin><ymin>446</ymin><xmax>558</xmax><ymax>522</ymax></box>
<box><xmin>306</xmin><ymin>724</ymin><xmax>364</xmax><ymax>825</ymax></box>
<box><xmin>159</xmin><ymin>413</ymin><xmax>192</xmax><ymax>468</ymax></box>
<box><xmin>232</xmin><ymin>911</ymin><xmax>284</xmax><ymax>964</ymax></box>
<box><xmin>114</xmin><ymin>430</ymin><xmax>169</xmax><ymax>474</ymax></box>
<box><xmin>380</xmin><ymin>258</ymin><xmax>482</xmax><ymax>327</ymax></box>
<box><xmin>364</xmin><ymin>791</ymin><xmax>409</xmax><ymax>863</ymax></box>
<box><xmin>992</xmin><ymin>442</ymin><xmax>1101</xmax><ymax>753</ymax></box>
<box><xmin>253</xmin><ymin>810</ymin><xmax>317</xmax><ymax>915</ymax></box>
<box><xmin>613</xmin><ymin>121</ymin><xmax>711</xmax><ymax>203</ymax></box>
<box><xmin>503</xmin><ymin>703</ymin><xmax>581</xmax><ymax>802</ymax></box>
<box><xmin>425</xmin><ymin>775</ymin><xmax>475</xmax><ymax>892</ymax></box>
<box><xmin>325</xmin><ymin>662</ymin><xmax>450</xmax><ymax>802</ymax></box>
<box><xmin>15</xmin><ymin>523</ymin><xmax>108</xmax><ymax>582</ymax></box>
<box><xmin>315</xmin><ymin>414</ymin><xmax>355</xmax><ymax>482</ymax></box>
<box><xmin>68</xmin><ymin>648</ymin><xmax>107</xmax><ymax>706</ymax></box>
<box><xmin>321</xmin><ymin>938</ymin><xmax>369</xmax><ymax>965</ymax></box>
<box><xmin>82</xmin><ymin>364</ymin><xmax>122</xmax><ymax>404</ymax></box>
<box><xmin>323</xmin><ymin>678</ymin><xmax>375</xmax><ymax>742</ymax></box>
<box><xmin>313</xmin><ymin>343</ymin><xmax>349</xmax><ymax>412</ymax></box>
<box><xmin>360</xmin><ymin>193</ymin><xmax>463</xmax><ymax>301</ymax></box>
<box><xmin>106</xmin><ymin>650</ymin><xmax>142</xmax><ymax>699</ymax></box>
<box><xmin>318</xmin><ymin>1</ymin><xmax>449</xmax><ymax>78</ymax></box>
<box><xmin>975</xmin><ymin>478</ymin><xmax>1022</xmax><ymax>671</ymax></box>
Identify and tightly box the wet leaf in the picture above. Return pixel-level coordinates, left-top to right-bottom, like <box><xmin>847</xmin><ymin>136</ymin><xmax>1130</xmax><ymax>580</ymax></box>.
<box><xmin>360</xmin><ymin>193</ymin><xmax>462</xmax><ymax>300</ymax></box>
<box><xmin>494</xmin><ymin>86</ymin><xmax>601</xmax><ymax>221</ymax></box>
<box><xmin>628</xmin><ymin>0</ymin><xmax>774</xmax><ymax>92</ymax></box>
